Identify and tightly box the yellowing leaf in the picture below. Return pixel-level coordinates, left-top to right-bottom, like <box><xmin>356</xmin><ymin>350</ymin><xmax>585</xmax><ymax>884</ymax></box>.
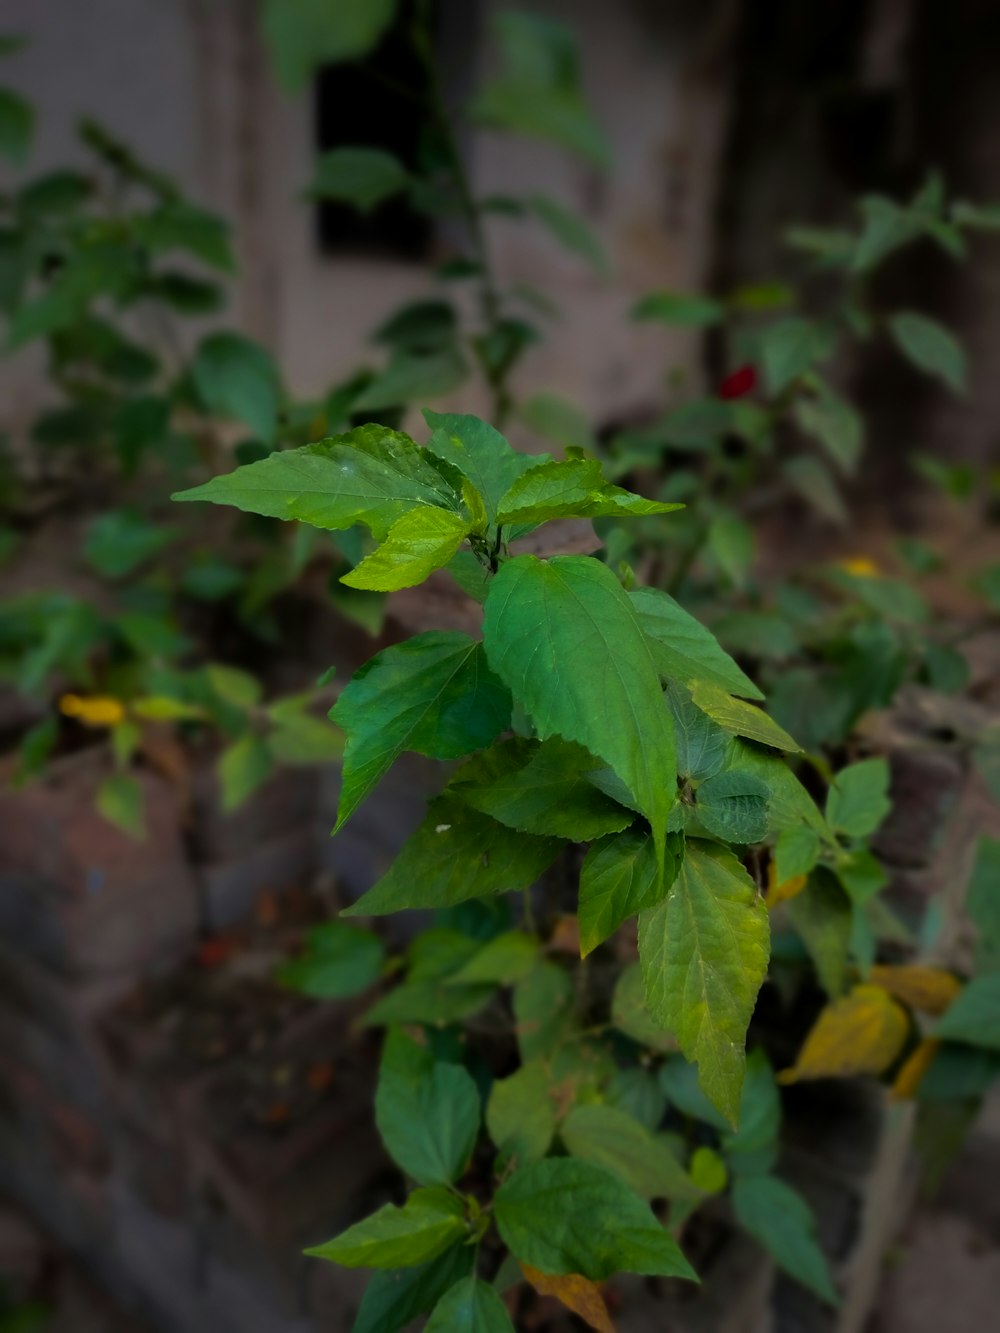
<box><xmin>766</xmin><ymin>860</ymin><xmax>807</xmax><ymax>908</ymax></box>
<box><xmin>778</xmin><ymin>984</ymin><xmax>910</xmax><ymax>1084</ymax></box>
<box><xmin>836</xmin><ymin>556</ymin><xmax>879</xmax><ymax>577</ymax></box>
<box><xmin>59</xmin><ymin>693</ymin><xmax>126</xmax><ymax>727</ymax></box>
<box><xmin>891</xmin><ymin>1038</ymin><xmax>941</xmax><ymax>1100</ymax></box>
<box><xmin>869</xmin><ymin>964</ymin><xmax>962</xmax><ymax>1016</ymax></box>
<box><xmin>520</xmin><ymin>1264</ymin><xmax>615</xmax><ymax>1333</ymax></box>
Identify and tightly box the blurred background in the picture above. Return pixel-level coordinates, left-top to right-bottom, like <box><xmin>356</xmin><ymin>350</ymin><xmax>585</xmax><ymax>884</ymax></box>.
<box><xmin>1</xmin><ymin>1</ymin><xmax>999</xmax><ymax>1330</ymax></box>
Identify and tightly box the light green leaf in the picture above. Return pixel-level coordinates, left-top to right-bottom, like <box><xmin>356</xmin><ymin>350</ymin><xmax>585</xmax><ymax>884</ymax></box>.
<box><xmin>638</xmin><ymin>841</ymin><xmax>770</xmax><ymax>1124</ymax></box>
<box><xmin>934</xmin><ymin>974</ymin><xmax>1000</xmax><ymax>1050</ymax></box>
<box><xmin>493</xmin><ymin>1158</ymin><xmax>697</xmax><ymax>1281</ymax></box>
<box><xmin>261</xmin><ymin>0</ymin><xmax>398</xmax><ymax>91</ymax></box>
<box><xmin>693</xmin><ymin>769</ymin><xmax>769</xmax><ymax>845</ymax></box>
<box><xmin>275</xmin><ymin>921</ymin><xmax>384</xmax><ymax>998</ymax></box>
<box><xmin>578</xmin><ymin>827</ymin><xmax>677</xmax><ymax>957</ymax></box>
<box><xmin>173</xmin><ymin>425</ymin><xmax>460</xmax><ymax>541</ymax></box>
<box><xmin>375</xmin><ymin>1033</ymin><xmax>481</xmax><ymax>1186</ymax></box>
<box><xmin>889</xmin><ymin>312</ymin><xmax>965</xmax><ymax>393</ymax></box>
<box><xmin>344</xmin><ymin>796</ymin><xmax>559</xmax><ymax>916</ymax></box>
<box><xmin>629</xmin><ymin>587</ymin><xmax>763</xmax><ymax>700</ymax></box>
<box><xmin>331</xmin><ymin>631</ymin><xmax>511</xmax><ymax>832</ymax></box>
<box><xmin>96</xmin><ymin>772</ymin><xmax>145</xmax><ymax>839</ymax></box>
<box><xmin>484</xmin><ymin>556</ymin><xmax>676</xmax><ymax>872</ymax></box>
<box><xmin>425</xmin><ymin>1277</ymin><xmax>515</xmax><ymax>1332</ymax></box>
<box><xmin>631</xmin><ymin>290</ymin><xmax>724</xmax><ymax>327</ymax></box>
<box><xmin>218</xmin><ymin>734</ymin><xmax>273</xmax><ymax>811</ymax></box>
<box><xmin>786</xmin><ymin>871</ymin><xmax>852</xmax><ymax>997</ymax></box>
<box><xmin>720</xmin><ymin>1048</ymin><xmax>781</xmax><ymax>1176</ymax></box>
<box><xmin>341</xmin><ymin>508</ymin><xmax>471</xmax><ymax>591</ymax></box>
<box><xmin>707</xmin><ymin>512</ymin><xmax>754</xmax><ymax>588</ymax></box>
<box><xmin>774</xmin><ymin>824</ymin><xmax>821</xmax><ymax>885</ymax></box>
<box><xmin>826</xmin><ymin>758</ymin><xmax>891</xmax><ymax>838</ymax></box>
<box><xmin>424</xmin><ymin>411</ymin><xmax>546</xmax><ymax>526</ymax></box>
<box><xmin>351</xmin><ymin>1245</ymin><xmax>475</xmax><ymax>1333</ymax></box>
<box><xmin>732</xmin><ymin>1175</ymin><xmax>837</xmax><ymax>1305</ymax></box>
<box><xmin>528</xmin><ymin>194</ymin><xmax>609</xmax><ymax>276</ymax></box>
<box><xmin>690</xmin><ymin>679</ymin><xmax>802</xmax><ymax>752</ymax></box>
<box><xmin>309</xmin><ymin>147</ymin><xmax>410</xmax><ymax>212</ymax></box>
<box><xmin>446</xmin><ymin>931</ymin><xmax>539</xmax><ymax>987</ymax></box>
<box><xmin>496</xmin><ymin>458</ymin><xmax>681</xmax><ymax>526</ymax></box>
<box><xmin>760</xmin><ymin>318</ymin><xmax>836</xmax><ymax>394</ymax></box>
<box><xmin>486</xmin><ymin>1060</ymin><xmax>556</xmax><ymax>1163</ymax></box>
<box><xmin>306</xmin><ymin>1187</ymin><xmax>466</xmax><ymax>1270</ymax></box>
<box><xmin>513</xmin><ymin>962</ymin><xmax>576</xmax><ymax>1061</ymax></box>
<box><xmin>560</xmin><ymin>1104</ymin><xmax>700</xmax><ymax>1201</ymax></box>
<box><xmin>611</xmin><ymin>962</ymin><xmax>678</xmax><ymax>1052</ymax></box>
<box><xmin>192</xmin><ymin>332</ymin><xmax>281</xmax><ymax>442</ymax></box>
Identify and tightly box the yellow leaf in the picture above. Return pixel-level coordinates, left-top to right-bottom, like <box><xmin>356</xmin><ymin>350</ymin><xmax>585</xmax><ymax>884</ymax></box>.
<box><xmin>59</xmin><ymin>694</ymin><xmax>126</xmax><ymax>727</ymax></box>
<box><xmin>766</xmin><ymin>860</ymin><xmax>807</xmax><ymax>908</ymax></box>
<box><xmin>548</xmin><ymin>914</ymin><xmax>581</xmax><ymax>955</ymax></box>
<box><xmin>891</xmin><ymin>1038</ymin><xmax>941</xmax><ymax>1100</ymax></box>
<box><xmin>836</xmin><ymin>556</ymin><xmax>879</xmax><ymax>577</ymax></box>
<box><xmin>521</xmin><ymin>1265</ymin><xmax>615</xmax><ymax>1333</ymax></box>
<box><xmin>869</xmin><ymin>964</ymin><xmax>961</xmax><ymax>1016</ymax></box>
<box><xmin>778</xmin><ymin>984</ymin><xmax>910</xmax><ymax>1084</ymax></box>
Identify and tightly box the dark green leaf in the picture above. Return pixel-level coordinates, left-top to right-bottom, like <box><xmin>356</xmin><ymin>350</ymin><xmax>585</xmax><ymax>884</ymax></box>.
<box><xmin>275</xmin><ymin>921</ymin><xmax>384</xmax><ymax>998</ymax></box>
<box><xmin>446</xmin><ymin>931</ymin><xmax>538</xmax><ymax>986</ymax></box>
<box><xmin>306</xmin><ymin>1187</ymin><xmax>467</xmax><ymax>1269</ymax></box>
<box><xmin>496</xmin><ymin>458</ymin><xmax>681</xmax><ymax>526</ymax></box>
<box><xmin>666</xmin><ymin>682</ymin><xmax>729</xmax><ymax>780</ymax></box>
<box><xmin>720</xmin><ymin>1048</ymin><xmax>781</xmax><ymax>1176</ymax></box>
<box><xmin>889</xmin><ymin>312</ymin><xmax>965</xmax><ymax>393</ymax></box>
<box><xmin>375</xmin><ymin>1032</ymin><xmax>481</xmax><ymax>1185</ymax></box>
<box><xmin>966</xmin><ymin>837</ymin><xmax>1000</xmax><ymax>973</ymax></box>
<box><xmin>83</xmin><ymin>509</ymin><xmax>174</xmax><ymax>579</ymax></box>
<box><xmin>192</xmin><ymin>332</ymin><xmax>281</xmax><ymax>441</ymax></box>
<box><xmin>351</xmin><ymin>1245</ymin><xmax>475</xmax><ymax>1333</ymax></box>
<box><xmin>0</xmin><ymin>87</ymin><xmax>33</xmax><ymax>163</ymax></box>
<box><xmin>707</xmin><ymin>512</ymin><xmax>754</xmax><ymax>588</ymax></box>
<box><xmin>760</xmin><ymin>318</ymin><xmax>836</xmax><ymax>394</ymax></box>
<box><xmin>732</xmin><ymin>1175</ymin><xmax>837</xmax><ymax>1304</ymax></box>
<box><xmin>424</xmin><ymin>410</ymin><xmax>546</xmax><ymax>526</ymax></box>
<box><xmin>309</xmin><ymin>147</ymin><xmax>410</xmax><ymax>212</ymax></box>
<box><xmin>134</xmin><ymin>201</ymin><xmax>234</xmax><ymax>270</ymax></box>
<box><xmin>773</xmin><ymin>824</ymin><xmax>821</xmax><ymax>885</ymax></box>
<box><xmin>261</xmin><ymin>0</ymin><xmax>398</xmax><ymax>90</ymax></box>
<box><xmin>425</xmin><ymin>1277</ymin><xmax>515</xmax><ymax>1332</ymax></box>
<box><xmin>786</xmin><ymin>871</ymin><xmax>852</xmax><ymax>997</ymax></box>
<box><xmin>578</xmin><ymin>827</ymin><xmax>676</xmax><ymax>957</ymax></box>
<box><xmin>631</xmin><ymin>291</ymin><xmax>724</xmax><ymax>327</ymax></box>
<box><xmin>353</xmin><ymin>345</ymin><xmax>467</xmax><ymax>414</ymax></box>
<box><xmin>693</xmin><ymin>769</ymin><xmax>769</xmax><ymax>844</ymax></box>
<box><xmin>934</xmin><ymin>974</ymin><xmax>1000</xmax><ymax>1051</ymax></box>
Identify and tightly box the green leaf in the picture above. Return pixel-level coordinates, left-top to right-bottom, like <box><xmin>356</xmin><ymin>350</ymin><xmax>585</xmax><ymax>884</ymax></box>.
<box><xmin>773</xmin><ymin>824</ymin><xmax>821</xmax><ymax>885</ymax></box>
<box><xmin>96</xmin><ymin>772</ymin><xmax>145</xmax><ymax>839</ymax></box>
<box><xmin>631</xmin><ymin>290</ymin><xmax>725</xmax><ymax>327</ymax></box>
<box><xmin>363</xmin><ymin>980</ymin><xmax>495</xmax><ymax>1028</ymax></box>
<box><xmin>760</xmin><ymin>318</ymin><xmax>836</xmax><ymax>394</ymax></box>
<box><xmin>376</xmin><ymin>302</ymin><xmax>458</xmax><ymax>354</ymax></box>
<box><xmin>261</xmin><ymin>0</ymin><xmax>398</xmax><ymax>90</ymax></box>
<box><xmin>458</xmin><ymin>737</ymin><xmax>634</xmax><ymax>841</ymax></box>
<box><xmin>487</xmin><ymin>1060</ymin><xmax>556</xmax><ymax>1163</ymax></box>
<box><xmin>629</xmin><ymin>587</ymin><xmax>763</xmax><ymax>700</ymax></box>
<box><xmin>446</xmin><ymin>931</ymin><xmax>539</xmax><ymax>986</ymax></box>
<box><xmin>344</xmin><ymin>797</ymin><xmax>559</xmax><ymax>916</ymax></box>
<box><xmin>483</xmin><ymin>556</ymin><xmax>676</xmax><ymax>872</ymax></box>
<box><xmin>375</xmin><ymin>1034</ymin><xmax>481</xmax><ymax>1186</ymax></box>
<box><xmin>424</xmin><ymin>410</ymin><xmax>546</xmax><ymax>526</ymax></box>
<box><xmin>268</xmin><ymin>711</ymin><xmax>344</xmax><ymax>764</ymax></box>
<box><xmin>693</xmin><ymin>769</ymin><xmax>769</xmax><ymax>844</ymax></box>
<box><xmin>611</xmin><ymin>962</ymin><xmax>677</xmax><ymax>1052</ymax></box>
<box><xmin>341</xmin><ymin>508</ymin><xmax>471</xmax><ymax>592</ymax></box>
<box><xmin>0</xmin><ymin>87</ymin><xmax>34</xmax><ymax>163</ymax></box>
<box><xmin>218</xmin><ymin>734</ymin><xmax>273</xmax><ymax>811</ymax></box>
<box><xmin>309</xmin><ymin>147</ymin><xmax>410</xmax><ymax>212</ymax></box>
<box><xmin>331</xmin><ymin>632</ymin><xmax>511</xmax><ymax>831</ymax></box>
<box><xmin>275</xmin><ymin>921</ymin><xmax>384</xmax><ymax>998</ymax></box>
<box><xmin>732</xmin><ymin>1175</ymin><xmax>837</xmax><ymax>1304</ymax></box>
<box><xmin>496</xmin><ymin>458</ymin><xmax>681</xmax><ymax>526</ymax></box>
<box><xmin>835</xmin><ymin>848</ymin><xmax>888</xmax><ymax>905</ymax></box>
<box><xmin>934</xmin><ymin>974</ymin><xmax>1000</xmax><ymax>1051</ymax></box>
<box><xmin>786</xmin><ymin>871</ymin><xmax>852</xmax><ymax>997</ymax></box>
<box><xmin>605</xmin><ymin>1067</ymin><xmax>667</xmax><ymax>1130</ymax></box>
<box><xmin>826</xmin><ymin>758</ymin><xmax>891</xmax><ymax>838</ymax></box>
<box><xmin>173</xmin><ymin>426</ymin><xmax>460</xmax><ymax>540</ymax></box>
<box><xmin>518</xmin><ymin>393</ymin><xmax>595</xmax><ymax>453</ymax></box>
<box><xmin>425</xmin><ymin>1277</ymin><xmax>515</xmax><ymax>1332</ymax></box>
<box><xmin>493</xmin><ymin>1158</ymin><xmax>697</xmax><ymax>1281</ymax></box>
<box><xmin>658</xmin><ymin>1057</ymin><xmax>730</xmax><ymax>1132</ymax></box>
<box><xmin>306</xmin><ymin>1187</ymin><xmax>466</xmax><ymax>1270</ymax></box>
<box><xmin>638</xmin><ymin>841</ymin><xmax>770</xmax><ymax>1125</ymax></box>
<box><xmin>966</xmin><ymin>837</ymin><xmax>1000</xmax><ymax>973</ymax></box>
<box><xmin>513</xmin><ymin>961</ymin><xmax>576</xmax><ymax>1061</ymax></box>
<box><xmin>720</xmin><ymin>1048</ymin><xmax>781</xmax><ymax>1176</ymax></box>
<box><xmin>133</xmin><ymin>201</ymin><xmax>234</xmax><ymax>270</ymax></box>
<box><xmin>528</xmin><ymin>194</ymin><xmax>609</xmax><ymax>276</ymax></box>
<box><xmin>578</xmin><ymin>827</ymin><xmax>677</xmax><ymax>957</ymax></box>
<box><xmin>666</xmin><ymin>682</ymin><xmax>729</xmax><ymax>780</ymax></box>
<box><xmin>689</xmin><ymin>679</ymin><xmax>802</xmax><ymax>752</ymax></box>
<box><xmin>354</xmin><ymin>345</ymin><xmax>468</xmax><ymax>413</ymax></box>
<box><xmin>84</xmin><ymin>509</ymin><xmax>174</xmax><ymax>579</ymax></box>
<box><xmin>794</xmin><ymin>383</ymin><xmax>863</xmax><ymax>474</ymax></box>
<box><xmin>192</xmin><ymin>332</ymin><xmax>281</xmax><ymax>442</ymax></box>
<box><xmin>560</xmin><ymin>1104</ymin><xmax>700</xmax><ymax>1201</ymax></box>
<box><xmin>889</xmin><ymin>312</ymin><xmax>965</xmax><ymax>393</ymax></box>
<box><xmin>707</xmin><ymin>513</ymin><xmax>754</xmax><ymax>588</ymax></box>
<box><xmin>783</xmin><ymin>456</ymin><xmax>846</xmax><ymax>524</ymax></box>
<box><xmin>351</xmin><ymin>1245</ymin><xmax>475</xmax><ymax>1333</ymax></box>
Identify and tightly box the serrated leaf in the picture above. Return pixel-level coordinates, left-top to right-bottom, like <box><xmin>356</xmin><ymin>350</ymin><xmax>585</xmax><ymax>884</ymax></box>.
<box><xmin>426</xmin><ymin>1277</ymin><xmax>514</xmax><ymax>1332</ymax></box>
<box><xmin>192</xmin><ymin>332</ymin><xmax>281</xmax><ymax>442</ymax></box>
<box><xmin>218</xmin><ymin>734</ymin><xmax>273</xmax><ymax>811</ymax></box>
<box><xmin>631</xmin><ymin>290</ymin><xmax>724</xmax><ymax>327</ymax></box>
<box><xmin>689</xmin><ymin>679</ymin><xmax>802</xmax><ymax>752</ymax></box>
<box><xmin>446</xmin><ymin>931</ymin><xmax>539</xmax><ymax>986</ymax></box>
<box><xmin>96</xmin><ymin>772</ymin><xmax>145</xmax><ymax>839</ymax></box>
<box><xmin>732</xmin><ymin>1175</ymin><xmax>837</xmax><ymax>1304</ymax></box>
<box><xmin>826</xmin><ymin>757</ymin><xmax>891</xmax><ymax>837</ymax></box>
<box><xmin>629</xmin><ymin>588</ymin><xmax>763</xmax><ymax>700</ymax></box>
<box><xmin>351</xmin><ymin>1245</ymin><xmax>475</xmax><ymax>1333</ymax></box>
<box><xmin>560</xmin><ymin>1103</ymin><xmax>700</xmax><ymax>1202</ymax></box>
<box><xmin>494</xmin><ymin>1158</ymin><xmax>697</xmax><ymax>1281</ymax></box>
<box><xmin>933</xmin><ymin>973</ymin><xmax>1000</xmax><ymax>1050</ymax></box>
<box><xmin>529</xmin><ymin>193</ymin><xmax>609</xmax><ymax>275</ymax></box>
<box><xmin>693</xmin><ymin>769</ymin><xmax>769</xmax><ymax>844</ymax></box>
<box><xmin>579</xmin><ymin>828</ymin><xmax>678</xmax><ymax>957</ymax></box>
<box><xmin>665</xmin><ymin>682</ymin><xmax>729</xmax><ymax>780</ymax></box>
<box><xmin>275</xmin><ymin>921</ymin><xmax>384</xmax><ymax>998</ymax></box>
<box><xmin>786</xmin><ymin>871</ymin><xmax>852</xmax><ymax>997</ymax></box>
<box><xmin>330</xmin><ymin>632</ymin><xmax>511</xmax><ymax>831</ymax></box>
<box><xmin>496</xmin><ymin>459</ymin><xmax>681</xmax><ymax>526</ymax></box>
<box><xmin>487</xmin><ymin>1060</ymin><xmax>556</xmax><ymax>1163</ymax></box>
<box><xmin>889</xmin><ymin>311</ymin><xmax>965</xmax><ymax>393</ymax></box>
<box><xmin>424</xmin><ymin>411</ymin><xmax>547</xmax><ymax>526</ymax></box>
<box><xmin>520</xmin><ymin>1265</ymin><xmax>613</xmax><ymax>1333</ymax></box>
<box><xmin>173</xmin><ymin>425</ymin><xmax>460</xmax><ymax>540</ymax></box>
<box><xmin>779</xmin><ymin>984</ymin><xmax>910</xmax><ymax>1083</ymax></box>
<box><xmin>611</xmin><ymin>963</ymin><xmax>677</xmax><ymax>1052</ymax></box>
<box><xmin>869</xmin><ymin>964</ymin><xmax>961</xmax><ymax>1016</ymax></box>
<box><xmin>638</xmin><ymin>841</ymin><xmax>770</xmax><ymax>1124</ymax></box>
<box><xmin>375</xmin><ymin>1033</ymin><xmax>481</xmax><ymax>1186</ymax></box>
<box><xmin>309</xmin><ymin>147</ymin><xmax>410</xmax><ymax>212</ymax></box>
<box><xmin>341</xmin><ymin>507</ymin><xmax>471</xmax><ymax>591</ymax></box>
<box><xmin>306</xmin><ymin>1187</ymin><xmax>466</xmax><ymax>1269</ymax></box>
<box><xmin>483</xmin><ymin>556</ymin><xmax>676</xmax><ymax>872</ymax></box>
<box><xmin>344</xmin><ymin>797</ymin><xmax>560</xmax><ymax>916</ymax></box>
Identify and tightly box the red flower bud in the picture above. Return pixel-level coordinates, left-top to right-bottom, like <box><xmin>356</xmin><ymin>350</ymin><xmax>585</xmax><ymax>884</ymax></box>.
<box><xmin>719</xmin><ymin>364</ymin><xmax>757</xmax><ymax>399</ymax></box>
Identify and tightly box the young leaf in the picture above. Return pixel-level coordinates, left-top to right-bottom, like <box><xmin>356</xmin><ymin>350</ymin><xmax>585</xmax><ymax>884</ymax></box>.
<box><xmin>825</xmin><ymin>757</ymin><xmax>891</xmax><ymax>838</ymax></box>
<box><xmin>528</xmin><ymin>193</ymin><xmax>610</xmax><ymax>276</ymax></box>
<box><xmin>483</xmin><ymin>556</ymin><xmax>676</xmax><ymax>872</ymax></box>
<box><xmin>779</xmin><ymin>984</ymin><xmax>910</xmax><ymax>1083</ymax></box>
<box><xmin>424</xmin><ymin>411</ymin><xmax>547</xmax><ymax>525</ymax></box>
<box><xmin>309</xmin><ymin>147</ymin><xmax>410</xmax><ymax>212</ymax></box>
<box><xmin>578</xmin><ymin>827</ymin><xmax>677</xmax><ymax>957</ymax></box>
<box><xmin>638</xmin><ymin>841</ymin><xmax>770</xmax><ymax>1124</ymax></box>
<box><xmin>173</xmin><ymin>426</ymin><xmax>460</xmax><ymax>540</ymax></box>
<box><xmin>889</xmin><ymin>311</ymin><xmax>966</xmax><ymax>393</ymax></box>
<box><xmin>560</xmin><ymin>1103</ymin><xmax>701</xmax><ymax>1201</ymax></box>
<box><xmin>425</xmin><ymin>1277</ymin><xmax>515</xmax><ymax>1332</ymax></box>
<box><xmin>306</xmin><ymin>1187</ymin><xmax>467</xmax><ymax>1269</ymax></box>
<box><xmin>487</xmin><ymin>1061</ymin><xmax>557</xmax><ymax>1163</ymax></box>
<box><xmin>340</xmin><ymin>508</ymin><xmax>471</xmax><ymax>591</ymax></box>
<box><xmin>494</xmin><ymin>1158</ymin><xmax>697</xmax><ymax>1282</ymax></box>
<box><xmin>934</xmin><ymin>974</ymin><xmax>1000</xmax><ymax>1051</ymax></box>
<box><xmin>689</xmin><ymin>679</ymin><xmax>802</xmax><ymax>752</ymax></box>
<box><xmin>330</xmin><ymin>632</ymin><xmax>511</xmax><ymax>831</ymax></box>
<box><xmin>520</xmin><ymin>1266</ymin><xmax>614</xmax><ymax>1333</ymax></box>
<box><xmin>351</xmin><ymin>1244</ymin><xmax>475</xmax><ymax>1333</ymax></box>
<box><xmin>732</xmin><ymin>1175</ymin><xmax>837</xmax><ymax>1305</ymax></box>
<box><xmin>630</xmin><ymin>588</ymin><xmax>763</xmax><ymax>700</ymax></box>
<box><xmin>692</xmin><ymin>769</ymin><xmax>769</xmax><ymax>844</ymax></box>
<box><xmin>375</xmin><ymin>1035</ymin><xmax>481</xmax><ymax>1186</ymax></box>
<box><xmin>343</xmin><ymin>797</ymin><xmax>560</xmax><ymax>915</ymax></box>
<box><xmin>275</xmin><ymin>921</ymin><xmax>384</xmax><ymax>998</ymax></box>
<box><xmin>96</xmin><ymin>772</ymin><xmax>145</xmax><ymax>839</ymax></box>
<box><xmin>192</xmin><ymin>332</ymin><xmax>281</xmax><ymax>442</ymax></box>
<box><xmin>496</xmin><ymin>458</ymin><xmax>681</xmax><ymax>526</ymax></box>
